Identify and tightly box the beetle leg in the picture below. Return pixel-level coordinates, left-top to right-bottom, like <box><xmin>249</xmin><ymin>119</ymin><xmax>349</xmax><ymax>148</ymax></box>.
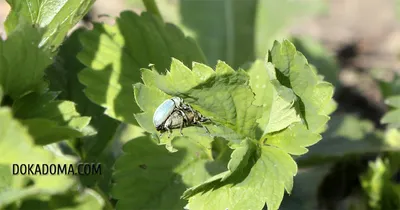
<box><xmin>188</xmin><ymin>104</ymin><xmax>196</xmax><ymax>115</ymax></box>
<box><xmin>186</xmin><ymin>105</ymin><xmax>197</xmax><ymax>123</ymax></box>
<box><xmin>195</xmin><ymin>111</ymin><xmax>210</xmax><ymax>124</ymax></box>
<box><xmin>164</xmin><ymin>125</ymin><xmax>173</xmax><ymax>138</ymax></box>
<box><xmin>198</xmin><ymin>122</ymin><xmax>210</xmax><ymax>135</ymax></box>
<box><xmin>174</xmin><ymin>109</ymin><xmax>186</xmax><ymax>136</ymax></box>
<box><xmin>201</xmin><ymin>116</ymin><xmax>211</xmax><ymax>123</ymax></box>
<box><xmin>179</xmin><ymin>120</ymin><xmax>184</xmax><ymax>136</ymax></box>
<box><xmin>177</xmin><ymin>109</ymin><xmax>189</xmax><ymax>122</ymax></box>
<box><xmin>167</xmin><ymin>128</ymin><xmax>173</xmax><ymax>138</ymax></box>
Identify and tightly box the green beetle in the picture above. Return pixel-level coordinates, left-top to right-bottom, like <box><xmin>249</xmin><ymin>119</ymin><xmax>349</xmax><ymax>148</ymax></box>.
<box><xmin>153</xmin><ymin>97</ymin><xmax>210</xmax><ymax>138</ymax></box>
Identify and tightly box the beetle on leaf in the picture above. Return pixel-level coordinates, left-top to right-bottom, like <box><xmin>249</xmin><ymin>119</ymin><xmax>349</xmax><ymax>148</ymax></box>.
<box><xmin>153</xmin><ymin>97</ymin><xmax>211</xmax><ymax>138</ymax></box>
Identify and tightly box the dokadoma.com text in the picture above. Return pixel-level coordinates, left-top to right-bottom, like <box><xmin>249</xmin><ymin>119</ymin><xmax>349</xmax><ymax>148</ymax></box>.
<box><xmin>12</xmin><ymin>163</ymin><xmax>102</xmax><ymax>175</ymax></box>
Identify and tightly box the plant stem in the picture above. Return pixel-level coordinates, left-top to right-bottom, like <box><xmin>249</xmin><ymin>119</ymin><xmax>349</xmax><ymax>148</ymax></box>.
<box><xmin>93</xmin><ymin>185</ymin><xmax>115</xmax><ymax>210</ymax></box>
<box><xmin>142</xmin><ymin>0</ymin><xmax>163</xmax><ymax>21</ymax></box>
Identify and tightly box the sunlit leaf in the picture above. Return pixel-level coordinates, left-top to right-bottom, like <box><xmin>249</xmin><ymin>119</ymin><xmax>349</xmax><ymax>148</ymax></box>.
<box><xmin>19</xmin><ymin>119</ymin><xmax>83</xmax><ymax>145</ymax></box>
<box><xmin>291</xmin><ymin>36</ymin><xmax>339</xmax><ymax>87</ymax></box>
<box><xmin>130</xmin><ymin>40</ymin><xmax>334</xmax><ymax>210</ymax></box>
<box><xmin>361</xmin><ymin>158</ymin><xmax>400</xmax><ymax>210</ymax></box>
<box><xmin>77</xmin><ymin>11</ymin><xmax>206</xmax><ymax>125</ymax></box>
<box><xmin>0</xmin><ymin>107</ymin><xmax>78</xmax><ymax>208</ymax></box>
<box><xmin>268</xmin><ymin>40</ymin><xmax>334</xmax><ymax>133</ymax></box>
<box><xmin>246</xmin><ymin>60</ymin><xmax>301</xmax><ymax>137</ymax></box>
<box><xmin>184</xmin><ymin>144</ymin><xmax>297</xmax><ymax>210</ymax></box>
<box><xmin>134</xmin><ymin>59</ymin><xmax>261</xmax><ymax>150</ymax></box>
<box><xmin>19</xmin><ymin>189</ymin><xmax>105</xmax><ymax>210</ymax></box>
<box><xmin>5</xmin><ymin>0</ymin><xmax>94</xmax><ymax>49</ymax></box>
<box><xmin>12</xmin><ymin>91</ymin><xmax>91</xmax><ymax>143</ymax></box>
<box><xmin>112</xmin><ymin>135</ymin><xmax>225</xmax><ymax>209</ymax></box>
<box><xmin>0</xmin><ymin>22</ymin><xmax>51</xmax><ymax>99</ymax></box>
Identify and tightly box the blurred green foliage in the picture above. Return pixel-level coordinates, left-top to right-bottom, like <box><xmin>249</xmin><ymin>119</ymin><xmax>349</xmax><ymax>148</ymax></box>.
<box><xmin>1</xmin><ymin>0</ymin><xmax>400</xmax><ymax>209</ymax></box>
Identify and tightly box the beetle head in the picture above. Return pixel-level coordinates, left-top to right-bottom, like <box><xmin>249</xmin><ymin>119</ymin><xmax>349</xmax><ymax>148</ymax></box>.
<box><xmin>171</xmin><ymin>97</ymin><xmax>183</xmax><ymax>107</ymax></box>
<box><xmin>156</xmin><ymin>125</ymin><xmax>164</xmax><ymax>131</ymax></box>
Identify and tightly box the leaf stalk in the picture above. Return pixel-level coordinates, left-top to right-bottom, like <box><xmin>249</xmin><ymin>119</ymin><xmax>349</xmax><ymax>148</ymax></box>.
<box><xmin>142</xmin><ymin>0</ymin><xmax>163</xmax><ymax>21</ymax></box>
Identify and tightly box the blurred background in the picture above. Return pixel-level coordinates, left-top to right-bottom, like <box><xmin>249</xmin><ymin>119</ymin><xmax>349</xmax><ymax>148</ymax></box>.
<box><xmin>2</xmin><ymin>0</ymin><xmax>400</xmax><ymax>209</ymax></box>
<box><xmin>1</xmin><ymin>0</ymin><xmax>399</xmax><ymax>120</ymax></box>
<box><xmin>5</xmin><ymin>0</ymin><xmax>395</xmax><ymax>120</ymax></box>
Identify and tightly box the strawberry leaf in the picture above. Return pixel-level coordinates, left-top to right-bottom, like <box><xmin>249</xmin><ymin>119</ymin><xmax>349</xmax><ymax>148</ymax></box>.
<box><xmin>77</xmin><ymin>11</ymin><xmax>206</xmax><ymax>125</ymax></box>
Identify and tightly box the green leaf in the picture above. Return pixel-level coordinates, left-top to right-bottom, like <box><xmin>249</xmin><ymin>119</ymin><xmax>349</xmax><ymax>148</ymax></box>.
<box><xmin>19</xmin><ymin>119</ymin><xmax>83</xmax><ymax>145</ymax></box>
<box><xmin>182</xmin><ymin>139</ymin><xmax>256</xmax><ymax>197</ymax></box>
<box><xmin>0</xmin><ymin>165</ymin><xmax>11</xmax><ymax>193</ymax></box>
<box><xmin>0</xmin><ymin>22</ymin><xmax>52</xmax><ymax>99</ymax></box>
<box><xmin>268</xmin><ymin>40</ymin><xmax>334</xmax><ymax>133</ymax></box>
<box><xmin>184</xmin><ymin>145</ymin><xmax>297</xmax><ymax>210</ymax></box>
<box><xmin>381</xmin><ymin>95</ymin><xmax>400</xmax><ymax>128</ymax></box>
<box><xmin>264</xmin><ymin>122</ymin><xmax>321</xmax><ymax>155</ymax></box>
<box><xmin>46</xmin><ymin>29</ymin><xmax>121</xmax><ymax>196</ymax></box>
<box><xmin>47</xmin><ymin>29</ymin><xmax>103</xmax><ymax>118</ymax></box>
<box><xmin>385</xmin><ymin>128</ymin><xmax>400</xmax><ymax>148</ymax></box>
<box><xmin>291</xmin><ymin>36</ymin><xmax>340</xmax><ymax>87</ymax></box>
<box><xmin>5</xmin><ymin>0</ymin><xmax>95</xmax><ymax>50</ymax></box>
<box><xmin>13</xmin><ymin>91</ymin><xmax>85</xmax><ymax>125</ymax></box>
<box><xmin>131</xmin><ymin>40</ymin><xmax>334</xmax><ymax>210</ymax></box>
<box><xmin>384</xmin><ymin>95</ymin><xmax>400</xmax><ymax>108</ymax></box>
<box><xmin>46</xmin><ymin>28</ymin><xmax>121</xmax><ymax>158</ymax></box>
<box><xmin>180</xmin><ymin>0</ymin><xmax>257</xmax><ymax>68</ymax></box>
<box><xmin>80</xmin><ymin>124</ymin><xmax>145</xmax><ymax>197</ymax></box>
<box><xmin>246</xmin><ymin>40</ymin><xmax>334</xmax><ymax>155</ymax></box>
<box><xmin>246</xmin><ymin>60</ymin><xmax>301</xmax><ymax>137</ymax></box>
<box><xmin>221</xmin><ymin>139</ymin><xmax>256</xmax><ymax>181</ymax></box>
<box><xmin>77</xmin><ymin>11</ymin><xmax>206</xmax><ymax>125</ymax></box>
<box><xmin>111</xmin><ymin>135</ymin><xmax>225</xmax><ymax>210</ymax></box>
<box><xmin>377</xmin><ymin>74</ymin><xmax>400</xmax><ymax>99</ymax></box>
<box><xmin>12</xmin><ymin>91</ymin><xmax>91</xmax><ymax>143</ymax></box>
<box><xmin>77</xmin><ymin>123</ymin><xmax>146</xmax><ymax>201</ymax></box>
<box><xmin>182</xmin><ymin>139</ymin><xmax>256</xmax><ymax>200</ymax></box>
<box><xmin>134</xmin><ymin>59</ymin><xmax>261</xmax><ymax>148</ymax></box>
<box><xmin>19</xmin><ymin>189</ymin><xmax>105</xmax><ymax>210</ymax></box>
<box><xmin>361</xmin><ymin>158</ymin><xmax>400</xmax><ymax>210</ymax></box>
<box><xmin>0</xmin><ymin>107</ymin><xmax>78</xmax><ymax>208</ymax></box>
